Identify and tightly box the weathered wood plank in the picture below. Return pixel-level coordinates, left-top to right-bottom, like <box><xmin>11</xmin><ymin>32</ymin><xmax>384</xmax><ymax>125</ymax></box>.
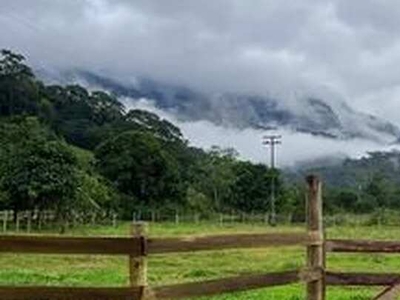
<box><xmin>306</xmin><ymin>175</ymin><xmax>325</xmax><ymax>300</ymax></box>
<box><xmin>373</xmin><ymin>283</ymin><xmax>400</xmax><ymax>299</ymax></box>
<box><xmin>0</xmin><ymin>236</ymin><xmax>141</xmax><ymax>255</ymax></box>
<box><xmin>130</xmin><ymin>222</ymin><xmax>148</xmax><ymax>300</ymax></box>
<box><xmin>0</xmin><ymin>287</ymin><xmax>141</xmax><ymax>300</ymax></box>
<box><xmin>130</xmin><ymin>222</ymin><xmax>148</xmax><ymax>286</ymax></box>
<box><xmin>148</xmin><ymin>233</ymin><xmax>307</xmax><ymax>254</ymax></box>
<box><xmin>299</xmin><ymin>267</ymin><xmax>324</xmax><ymax>283</ymax></box>
<box><xmin>0</xmin><ymin>232</ymin><xmax>308</xmax><ymax>256</ymax></box>
<box><xmin>326</xmin><ymin>272</ymin><xmax>400</xmax><ymax>286</ymax></box>
<box><xmin>326</xmin><ymin>240</ymin><xmax>400</xmax><ymax>253</ymax></box>
<box><xmin>154</xmin><ymin>270</ymin><xmax>299</xmax><ymax>299</ymax></box>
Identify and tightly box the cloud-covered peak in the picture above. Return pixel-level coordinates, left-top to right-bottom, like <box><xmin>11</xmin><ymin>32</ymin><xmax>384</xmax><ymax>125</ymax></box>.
<box><xmin>2</xmin><ymin>0</ymin><xmax>400</xmax><ymax>127</ymax></box>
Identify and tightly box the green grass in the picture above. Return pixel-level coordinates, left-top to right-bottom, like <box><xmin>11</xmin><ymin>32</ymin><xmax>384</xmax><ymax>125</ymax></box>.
<box><xmin>1</xmin><ymin>222</ymin><xmax>399</xmax><ymax>299</ymax></box>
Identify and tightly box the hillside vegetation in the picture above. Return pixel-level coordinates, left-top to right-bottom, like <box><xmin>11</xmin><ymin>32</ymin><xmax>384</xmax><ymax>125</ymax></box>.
<box><xmin>1</xmin><ymin>49</ymin><xmax>400</xmax><ymax>225</ymax></box>
<box><xmin>295</xmin><ymin>151</ymin><xmax>400</xmax><ymax>217</ymax></box>
<box><xmin>0</xmin><ymin>50</ymin><xmax>293</xmax><ymax>224</ymax></box>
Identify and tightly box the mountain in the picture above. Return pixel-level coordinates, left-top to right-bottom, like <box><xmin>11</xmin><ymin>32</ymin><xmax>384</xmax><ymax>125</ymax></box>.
<box><xmin>288</xmin><ymin>150</ymin><xmax>400</xmax><ymax>188</ymax></box>
<box><xmin>39</xmin><ymin>70</ymin><xmax>400</xmax><ymax>144</ymax></box>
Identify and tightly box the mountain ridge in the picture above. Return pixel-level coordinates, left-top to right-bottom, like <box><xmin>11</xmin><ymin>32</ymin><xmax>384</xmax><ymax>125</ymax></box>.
<box><xmin>38</xmin><ymin>69</ymin><xmax>400</xmax><ymax>144</ymax></box>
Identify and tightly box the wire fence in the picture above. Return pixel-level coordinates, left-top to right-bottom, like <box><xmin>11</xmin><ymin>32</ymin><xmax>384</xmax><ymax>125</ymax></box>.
<box><xmin>0</xmin><ymin>209</ymin><xmax>118</xmax><ymax>233</ymax></box>
<box><xmin>1</xmin><ymin>208</ymin><xmax>397</xmax><ymax>234</ymax></box>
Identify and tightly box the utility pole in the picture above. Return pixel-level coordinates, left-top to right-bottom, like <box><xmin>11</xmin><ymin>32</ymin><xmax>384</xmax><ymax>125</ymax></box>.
<box><xmin>263</xmin><ymin>135</ymin><xmax>282</xmax><ymax>226</ymax></box>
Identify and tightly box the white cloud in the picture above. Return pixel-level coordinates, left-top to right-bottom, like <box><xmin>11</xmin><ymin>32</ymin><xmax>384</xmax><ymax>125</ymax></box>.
<box><xmin>1</xmin><ymin>0</ymin><xmax>400</xmax><ymax>119</ymax></box>
<box><xmin>2</xmin><ymin>0</ymin><xmax>400</xmax><ymax>155</ymax></box>
<box><xmin>124</xmin><ymin>98</ymin><xmax>400</xmax><ymax>167</ymax></box>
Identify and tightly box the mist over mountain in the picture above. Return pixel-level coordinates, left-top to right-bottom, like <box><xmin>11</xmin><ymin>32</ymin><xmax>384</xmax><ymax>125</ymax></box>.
<box><xmin>5</xmin><ymin>0</ymin><xmax>400</xmax><ymax>233</ymax></box>
<box><xmin>40</xmin><ymin>70</ymin><xmax>400</xmax><ymax>146</ymax></box>
<box><xmin>5</xmin><ymin>0</ymin><xmax>400</xmax><ymax>168</ymax></box>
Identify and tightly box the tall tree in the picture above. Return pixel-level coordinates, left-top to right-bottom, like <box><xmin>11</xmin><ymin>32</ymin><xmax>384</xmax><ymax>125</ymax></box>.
<box><xmin>0</xmin><ymin>49</ymin><xmax>39</xmax><ymax>116</ymax></box>
<box><xmin>0</xmin><ymin>117</ymin><xmax>79</xmax><ymax>220</ymax></box>
<box><xmin>95</xmin><ymin>131</ymin><xmax>184</xmax><ymax>212</ymax></box>
<box><xmin>192</xmin><ymin>147</ymin><xmax>237</xmax><ymax>211</ymax></box>
<box><xmin>230</xmin><ymin>162</ymin><xmax>271</xmax><ymax>213</ymax></box>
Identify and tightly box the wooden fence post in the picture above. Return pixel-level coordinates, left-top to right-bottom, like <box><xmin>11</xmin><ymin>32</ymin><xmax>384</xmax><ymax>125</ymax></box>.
<box><xmin>264</xmin><ymin>213</ymin><xmax>269</xmax><ymax>224</ymax></box>
<box><xmin>3</xmin><ymin>211</ymin><xmax>8</xmax><ymax>233</ymax></box>
<box><xmin>27</xmin><ymin>211</ymin><xmax>32</xmax><ymax>233</ymax></box>
<box><xmin>38</xmin><ymin>211</ymin><xmax>42</xmax><ymax>231</ymax></box>
<box><xmin>133</xmin><ymin>212</ymin><xmax>137</xmax><ymax>222</ymax></box>
<box><xmin>306</xmin><ymin>175</ymin><xmax>325</xmax><ymax>300</ymax></box>
<box><xmin>112</xmin><ymin>213</ymin><xmax>117</xmax><ymax>228</ymax></box>
<box><xmin>91</xmin><ymin>212</ymin><xmax>96</xmax><ymax>225</ymax></box>
<box><xmin>130</xmin><ymin>222</ymin><xmax>148</xmax><ymax>299</ymax></box>
<box><xmin>16</xmin><ymin>212</ymin><xmax>20</xmax><ymax>233</ymax></box>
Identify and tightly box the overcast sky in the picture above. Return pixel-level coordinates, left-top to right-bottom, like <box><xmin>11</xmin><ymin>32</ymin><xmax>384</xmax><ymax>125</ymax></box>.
<box><xmin>1</xmin><ymin>0</ymin><xmax>400</xmax><ymax>125</ymax></box>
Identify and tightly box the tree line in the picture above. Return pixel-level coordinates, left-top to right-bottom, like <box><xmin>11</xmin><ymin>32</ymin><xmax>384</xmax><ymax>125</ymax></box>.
<box><xmin>3</xmin><ymin>49</ymin><xmax>397</xmax><ymax>224</ymax></box>
<box><xmin>289</xmin><ymin>150</ymin><xmax>400</xmax><ymax>220</ymax></box>
<box><xmin>0</xmin><ymin>50</ymin><xmax>304</xmax><ymax>223</ymax></box>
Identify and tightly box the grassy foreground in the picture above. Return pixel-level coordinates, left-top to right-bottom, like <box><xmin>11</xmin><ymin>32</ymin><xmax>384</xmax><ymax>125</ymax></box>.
<box><xmin>1</xmin><ymin>222</ymin><xmax>400</xmax><ymax>299</ymax></box>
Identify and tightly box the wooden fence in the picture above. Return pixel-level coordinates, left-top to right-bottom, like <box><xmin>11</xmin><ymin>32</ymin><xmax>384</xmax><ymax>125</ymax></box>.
<box><xmin>0</xmin><ymin>175</ymin><xmax>400</xmax><ymax>299</ymax></box>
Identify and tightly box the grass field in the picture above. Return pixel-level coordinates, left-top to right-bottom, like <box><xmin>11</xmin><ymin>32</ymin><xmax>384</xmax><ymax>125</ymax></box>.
<box><xmin>1</xmin><ymin>222</ymin><xmax>400</xmax><ymax>299</ymax></box>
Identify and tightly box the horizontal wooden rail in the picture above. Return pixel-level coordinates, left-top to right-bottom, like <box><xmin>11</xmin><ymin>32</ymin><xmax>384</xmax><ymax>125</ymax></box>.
<box><xmin>149</xmin><ymin>233</ymin><xmax>307</xmax><ymax>254</ymax></box>
<box><xmin>0</xmin><ymin>233</ymin><xmax>308</xmax><ymax>256</ymax></box>
<box><xmin>154</xmin><ymin>270</ymin><xmax>299</xmax><ymax>299</ymax></box>
<box><xmin>327</xmin><ymin>239</ymin><xmax>400</xmax><ymax>253</ymax></box>
<box><xmin>4</xmin><ymin>271</ymin><xmax>399</xmax><ymax>300</ymax></box>
<box><xmin>0</xmin><ymin>287</ymin><xmax>141</xmax><ymax>300</ymax></box>
<box><xmin>327</xmin><ymin>272</ymin><xmax>400</xmax><ymax>286</ymax></box>
<box><xmin>373</xmin><ymin>284</ymin><xmax>400</xmax><ymax>299</ymax></box>
<box><xmin>0</xmin><ymin>236</ymin><xmax>141</xmax><ymax>255</ymax></box>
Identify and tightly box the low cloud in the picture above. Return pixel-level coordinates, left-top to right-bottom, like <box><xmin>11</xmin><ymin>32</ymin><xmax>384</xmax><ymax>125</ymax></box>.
<box><xmin>124</xmin><ymin>98</ymin><xmax>399</xmax><ymax>167</ymax></box>
<box><xmin>2</xmin><ymin>1</ymin><xmax>400</xmax><ymax>125</ymax></box>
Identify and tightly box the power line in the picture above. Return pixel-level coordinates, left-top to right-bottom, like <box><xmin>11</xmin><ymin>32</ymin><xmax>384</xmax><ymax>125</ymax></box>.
<box><xmin>263</xmin><ymin>135</ymin><xmax>281</xmax><ymax>226</ymax></box>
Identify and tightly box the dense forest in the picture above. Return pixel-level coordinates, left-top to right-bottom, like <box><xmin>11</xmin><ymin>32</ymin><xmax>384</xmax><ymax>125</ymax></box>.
<box><xmin>1</xmin><ymin>49</ymin><xmax>400</xmax><ymax>225</ymax></box>
<box><xmin>297</xmin><ymin>151</ymin><xmax>400</xmax><ymax>214</ymax></box>
<box><xmin>0</xmin><ymin>50</ymin><xmax>299</xmax><ymax>223</ymax></box>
